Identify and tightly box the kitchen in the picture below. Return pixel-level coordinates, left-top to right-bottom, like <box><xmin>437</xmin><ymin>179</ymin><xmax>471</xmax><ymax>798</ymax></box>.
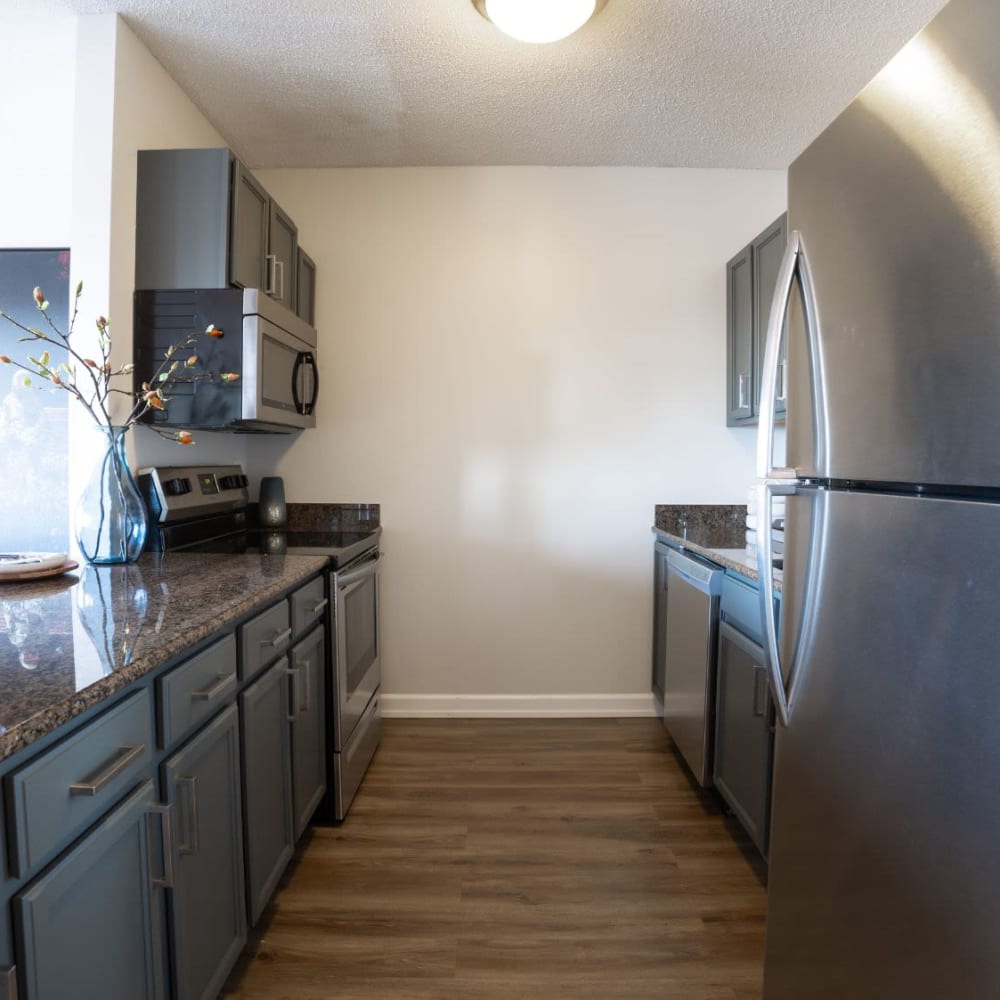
<box><xmin>0</xmin><ymin>0</ymin><xmax>989</xmax><ymax>996</ymax></box>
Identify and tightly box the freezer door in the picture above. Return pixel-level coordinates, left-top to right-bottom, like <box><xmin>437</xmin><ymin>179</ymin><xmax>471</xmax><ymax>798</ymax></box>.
<box><xmin>765</xmin><ymin>487</ymin><xmax>1000</xmax><ymax>999</ymax></box>
<box><xmin>784</xmin><ymin>0</ymin><xmax>1000</xmax><ymax>487</ymax></box>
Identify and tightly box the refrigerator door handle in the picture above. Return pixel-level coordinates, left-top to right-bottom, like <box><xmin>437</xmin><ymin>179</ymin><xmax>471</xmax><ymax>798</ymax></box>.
<box><xmin>755</xmin><ymin>229</ymin><xmax>827</xmax><ymax>728</ymax></box>
<box><xmin>755</xmin><ymin>230</ymin><xmax>828</xmax><ymax>483</ymax></box>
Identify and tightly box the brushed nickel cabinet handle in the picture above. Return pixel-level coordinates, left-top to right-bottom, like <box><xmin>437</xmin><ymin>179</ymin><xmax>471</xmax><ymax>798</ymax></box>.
<box><xmin>69</xmin><ymin>744</ymin><xmax>145</xmax><ymax>796</ymax></box>
<box><xmin>148</xmin><ymin>803</ymin><xmax>175</xmax><ymax>889</ymax></box>
<box><xmin>190</xmin><ymin>673</ymin><xmax>236</xmax><ymax>702</ymax></box>
<box><xmin>310</xmin><ymin>597</ymin><xmax>329</xmax><ymax>614</ymax></box>
<box><xmin>262</xmin><ymin>627</ymin><xmax>292</xmax><ymax>648</ymax></box>
<box><xmin>178</xmin><ymin>776</ymin><xmax>199</xmax><ymax>856</ymax></box>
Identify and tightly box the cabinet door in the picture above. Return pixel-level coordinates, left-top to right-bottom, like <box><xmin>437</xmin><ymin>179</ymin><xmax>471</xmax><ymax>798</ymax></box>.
<box><xmin>267</xmin><ymin>200</ymin><xmax>298</xmax><ymax>311</ymax></box>
<box><xmin>752</xmin><ymin>214</ymin><xmax>789</xmax><ymax>421</ymax></box>
<box><xmin>726</xmin><ymin>243</ymin><xmax>755</xmax><ymax>425</ymax></box>
<box><xmin>295</xmin><ymin>248</ymin><xmax>316</xmax><ymax>325</ymax></box>
<box><xmin>714</xmin><ymin>621</ymin><xmax>773</xmax><ymax>857</ymax></box>
<box><xmin>15</xmin><ymin>781</ymin><xmax>168</xmax><ymax>1000</ymax></box>
<box><xmin>241</xmin><ymin>658</ymin><xmax>294</xmax><ymax>926</ymax></box>
<box><xmin>230</xmin><ymin>159</ymin><xmax>269</xmax><ymax>291</ymax></box>
<box><xmin>651</xmin><ymin>543</ymin><xmax>670</xmax><ymax>705</ymax></box>
<box><xmin>290</xmin><ymin>627</ymin><xmax>327</xmax><ymax>840</ymax></box>
<box><xmin>163</xmin><ymin>704</ymin><xmax>246</xmax><ymax>1000</ymax></box>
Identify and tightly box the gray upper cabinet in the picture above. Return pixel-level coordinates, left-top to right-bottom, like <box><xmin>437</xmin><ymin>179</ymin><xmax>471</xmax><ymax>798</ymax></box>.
<box><xmin>267</xmin><ymin>200</ymin><xmax>298</xmax><ymax>311</ymax></box>
<box><xmin>163</xmin><ymin>703</ymin><xmax>246</xmax><ymax>1000</ymax></box>
<box><xmin>725</xmin><ymin>213</ymin><xmax>788</xmax><ymax>426</ymax></box>
<box><xmin>752</xmin><ymin>216</ymin><xmax>789</xmax><ymax>421</ymax></box>
<box><xmin>296</xmin><ymin>248</ymin><xmax>316</xmax><ymax>325</ymax></box>
<box><xmin>726</xmin><ymin>243</ymin><xmax>755</xmax><ymax>425</ymax></box>
<box><xmin>15</xmin><ymin>781</ymin><xmax>168</xmax><ymax>1000</ymax></box>
<box><xmin>230</xmin><ymin>159</ymin><xmax>270</xmax><ymax>291</ymax></box>
<box><xmin>136</xmin><ymin>148</ymin><xmax>309</xmax><ymax>315</ymax></box>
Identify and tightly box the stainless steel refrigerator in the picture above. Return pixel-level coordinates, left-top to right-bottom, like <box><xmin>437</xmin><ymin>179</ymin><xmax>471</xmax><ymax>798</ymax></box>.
<box><xmin>754</xmin><ymin>0</ymin><xmax>1000</xmax><ymax>995</ymax></box>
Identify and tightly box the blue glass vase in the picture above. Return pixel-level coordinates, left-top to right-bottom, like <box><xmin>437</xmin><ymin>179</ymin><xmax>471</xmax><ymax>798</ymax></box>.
<box><xmin>74</xmin><ymin>425</ymin><xmax>147</xmax><ymax>564</ymax></box>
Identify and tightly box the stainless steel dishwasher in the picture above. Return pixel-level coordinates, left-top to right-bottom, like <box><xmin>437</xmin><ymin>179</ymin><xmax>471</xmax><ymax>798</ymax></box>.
<box><xmin>662</xmin><ymin>547</ymin><xmax>724</xmax><ymax>787</ymax></box>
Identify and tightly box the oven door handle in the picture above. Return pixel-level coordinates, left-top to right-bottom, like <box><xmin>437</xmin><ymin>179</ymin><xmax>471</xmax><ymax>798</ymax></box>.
<box><xmin>336</xmin><ymin>551</ymin><xmax>381</xmax><ymax>591</ymax></box>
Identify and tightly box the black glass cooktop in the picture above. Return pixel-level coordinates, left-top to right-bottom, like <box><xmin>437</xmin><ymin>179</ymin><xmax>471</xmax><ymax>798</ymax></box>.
<box><xmin>173</xmin><ymin>527</ymin><xmax>380</xmax><ymax>569</ymax></box>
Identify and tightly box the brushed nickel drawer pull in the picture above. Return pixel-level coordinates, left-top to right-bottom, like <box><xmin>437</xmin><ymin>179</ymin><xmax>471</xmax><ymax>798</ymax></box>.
<box><xmin>262</xmin><ymin>627</ymin><xmax>292</xmax><ymax>648</ymax></box>
<box><xmin>310</xmin><ymin>597</ymin><xmax>329</xmax><ymax>614</ymax></box>
<box><xmin>69</xmin><ymin>744</ymin><xmax>145</xmax><ymax>796</ymax></box>
<box><xmin>190</xmin><ymin>673</ymin><xmax>236</xmax><ymax>702</ymax></box>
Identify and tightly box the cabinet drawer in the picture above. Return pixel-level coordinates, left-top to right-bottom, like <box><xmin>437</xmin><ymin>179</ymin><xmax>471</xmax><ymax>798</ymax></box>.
<box><xmin>158</xmin><ymin>634</ymin><xmax>237</xmax><ymax>749</ymax></box>
<box><xmin>290</xmin><ymin>576</ymin><xmax>327</xmax><ymax>640</ymax></box>
<box><xmin>7</xmin><ymin>691</ymin><xmax>152</xmax><ymax>878</ymax></box>
<box><xmin>239</xmin><ymin>600</ymin><xmax>291</xmax><ymax>681</ymax></box>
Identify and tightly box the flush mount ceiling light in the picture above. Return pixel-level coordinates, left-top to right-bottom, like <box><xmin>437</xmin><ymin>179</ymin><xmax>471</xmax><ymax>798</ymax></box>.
<box><xmin>473</xmin><ymin>0</ymin><xmax>607</xmax><ymax>44</ymax></box>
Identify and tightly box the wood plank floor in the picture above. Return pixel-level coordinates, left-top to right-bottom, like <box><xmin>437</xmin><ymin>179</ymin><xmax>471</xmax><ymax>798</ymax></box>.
<box><xmin>221</xmin><ymin>717</ymin><xmax>766</xmax><ymax>1000</ymax></box>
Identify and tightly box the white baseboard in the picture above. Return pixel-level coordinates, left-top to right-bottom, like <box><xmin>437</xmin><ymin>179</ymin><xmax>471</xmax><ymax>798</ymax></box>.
<box><xmin>380</xmin><ymin>693</ymin><xmax>657</xmax><ymax>719</ymax></box>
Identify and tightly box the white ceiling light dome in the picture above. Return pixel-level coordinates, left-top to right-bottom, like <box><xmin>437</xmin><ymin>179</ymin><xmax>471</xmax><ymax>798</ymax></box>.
<box><xmin>474</xmin><ymin>0</ymin><xmax>607</xmax><ymax>44</ymax></box>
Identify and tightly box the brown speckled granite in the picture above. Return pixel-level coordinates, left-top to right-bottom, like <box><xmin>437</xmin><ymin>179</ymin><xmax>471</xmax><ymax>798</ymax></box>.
<box><xmin>0</xmin><ymin>551</ymin><xmax>327</xmax><ymax>762</ymax></box>
<box><xmin>652</xmin><ymin>528</ymin><xmax>782</xmax><ymax>592</ymax></box>
<box><xmin>654</xmin><ymin>505</ymin><xmax>747</xmax><ymax>548</ymax></box>
<box><xmin>284</xmin><ymin>502</ymin><xmax>380</xmax><ymax>532</ymax></box>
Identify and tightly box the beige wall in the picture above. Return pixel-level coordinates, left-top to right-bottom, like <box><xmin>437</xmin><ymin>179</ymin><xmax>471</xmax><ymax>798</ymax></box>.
<box><xmin>71</xmin><ymin>14</ymin><xmax>246</xmax><ymax>468</ymax></box>
<box><xmin>0</xmin><ymin>12</ymin><xmax>77</xmax><ymax>247</ymax></box>
<box><xmin>249</xmin><ymin>167</ymin><xmax>786</xmax><ymax>713</ymax></box>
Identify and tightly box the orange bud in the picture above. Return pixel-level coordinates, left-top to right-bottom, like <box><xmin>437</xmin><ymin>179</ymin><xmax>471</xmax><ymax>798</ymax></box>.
<box><xmin>177</xmin><ymin>431</ymin><xmax>194</xmax><ymax>445</ymax></box>
<box><xmin>0</xmin><ymin>356</ymin><xmax>9</xmax><ymax>364</ymax></box>
<box><xmin>49</xmin><ymin>374</ymin><xmax>62</xmax><ymax>386</ymax></box>
<box><xmin>33</xmin><ymin>287</ymin><xmax>45</xmax><ymax>305</ymax></box>
<box><xmin>185</xmin><ymin>354</ymin><xmax>198</xmax><ymax>367</ymax></box>
<box><xmin>220</xmin><ymin>373</ymin><xmax>240</xmax><ymax>383</ymax></box>
<box><xmin>207</xmin><ymin>326</ymin><xmax>224</xmax><ymax>338</ymax></box>
<box><xmin>147</xmin><ymin>396</ymin><xmax>165</xmax><ymax>410</ymax></box>
<box><xmin>84</xmin><ymin>358</ymin><xmax>99</xmax><ymax>368</ymax></box>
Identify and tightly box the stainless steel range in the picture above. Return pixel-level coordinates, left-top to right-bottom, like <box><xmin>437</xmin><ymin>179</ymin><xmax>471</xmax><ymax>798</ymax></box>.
<box><xmin>139</xmin><ymin>463</ymin><xmax>382</xmax><ymax>820</ymax></box>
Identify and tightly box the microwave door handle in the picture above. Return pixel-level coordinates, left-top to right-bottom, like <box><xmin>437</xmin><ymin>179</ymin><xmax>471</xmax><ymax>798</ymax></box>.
<box><xmin>291</xmin><ymin>351</ymin><xmax>318</xmax><ymax>415</ymax></box>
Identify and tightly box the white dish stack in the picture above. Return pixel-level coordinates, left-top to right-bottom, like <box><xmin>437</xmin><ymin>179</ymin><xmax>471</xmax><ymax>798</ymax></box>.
<box><xmin>746</xmin><ymin>486</ymin><xmax>785</xmax><ymax>557</ymax></box>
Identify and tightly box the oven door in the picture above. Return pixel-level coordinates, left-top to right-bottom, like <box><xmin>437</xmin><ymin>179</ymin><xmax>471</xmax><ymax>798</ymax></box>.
<box><xmin>332</xmin><ymin>548</ymin><xmax>380</xmax><ymax>751</ymax></box>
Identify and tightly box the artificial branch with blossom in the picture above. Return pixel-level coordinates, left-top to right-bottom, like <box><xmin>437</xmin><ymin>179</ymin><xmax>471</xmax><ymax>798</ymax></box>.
<box><xmin>0</xmin><ymin>281</ymin><xmax>239</xmax><ymax>443</ymax></box>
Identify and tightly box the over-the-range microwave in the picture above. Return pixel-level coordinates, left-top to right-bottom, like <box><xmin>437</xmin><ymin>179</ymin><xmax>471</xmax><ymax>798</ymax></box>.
<box><xmin>133</xmin><ymin>287</ymin><xmax>318</xmax><ymax>432</ymax></box>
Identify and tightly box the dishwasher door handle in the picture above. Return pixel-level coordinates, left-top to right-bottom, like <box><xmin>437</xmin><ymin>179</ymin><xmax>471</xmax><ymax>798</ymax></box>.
<box><xmin>665</xmin><ymin>549</ymin><xmax>723</xmax><ymax>596</ymax></box>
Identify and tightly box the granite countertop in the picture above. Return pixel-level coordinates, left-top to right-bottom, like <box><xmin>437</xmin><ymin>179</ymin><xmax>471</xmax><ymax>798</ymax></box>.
<box><xmin>652</xmin><ymin>504</ymin><xmax>782</xmax><ymax>591</ymax></box>
<box><xmin>0</xmin><ymin>551</ymin><xmax>329</xmax><ymax>763</ymax></box>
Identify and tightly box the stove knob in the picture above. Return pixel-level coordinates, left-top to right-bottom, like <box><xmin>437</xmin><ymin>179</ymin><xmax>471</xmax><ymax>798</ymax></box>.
<box><xmin>220</xmin><ymin>474</ymin><xmax>246</xmax><ymax>490</ymax></box>
<box><xmin>164</xmin><ymin>477</ymin><xmax>191</xmax><ymax>496</ymax></box>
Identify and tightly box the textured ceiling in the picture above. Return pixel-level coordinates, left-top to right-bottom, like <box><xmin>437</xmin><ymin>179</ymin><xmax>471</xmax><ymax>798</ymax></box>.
<box><xmin>25</xmin><ymin>0</ymin><xmax>948</xmax><ymax>168</ymax></box>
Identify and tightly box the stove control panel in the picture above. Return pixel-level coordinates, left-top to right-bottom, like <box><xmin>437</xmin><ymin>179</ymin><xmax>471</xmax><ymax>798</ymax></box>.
<box><xmin>138</xmin><ymin>464</ymin><xmax>250</xmax><ymax>523</ymax></box>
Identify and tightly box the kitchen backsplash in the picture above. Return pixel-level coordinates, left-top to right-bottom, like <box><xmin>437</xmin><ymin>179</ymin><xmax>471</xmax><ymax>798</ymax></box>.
<box><xmin>654</xmin><ymin>505</ymin><xmax>746</xmax><ymax>549</ymax></box>
<box><xmin>284</xmin><ymin>502</ymin><xmax>381</xmax><ymax>532</ymax></box>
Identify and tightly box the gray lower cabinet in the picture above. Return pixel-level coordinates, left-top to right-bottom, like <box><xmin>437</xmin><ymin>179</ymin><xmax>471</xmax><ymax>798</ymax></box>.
<box><xmin>241</xmin><ymin>657</ymin><xmax>295</xmax><ymax>926</ymax></box>
<box><xmin>651</xmin><ymin>540</ymin><xmax>670</xmax><ymax>706</ymax></box>
<box><xmin>14</xmin><ymin>780</ymin><xmax>169</xmax><ymax>1000</ymax></box>
<box><xmin>714</xmin><ymin>615</ymin><xmax>774</xmax><ymax>859</ymax></box>
<box><xmin>162</xmin><ymin>704</ymin><xmax>246</xmax><ymax>1000</ymax></box>
<box><xmin>289</xmin><ymin>627</ymin><xmax>326</xmax><ymax>840</ymax></box>
<box><xmin>0</xmin><ymin>800</ymin><xmax>13</xmax><ymax>992</ymax></box>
